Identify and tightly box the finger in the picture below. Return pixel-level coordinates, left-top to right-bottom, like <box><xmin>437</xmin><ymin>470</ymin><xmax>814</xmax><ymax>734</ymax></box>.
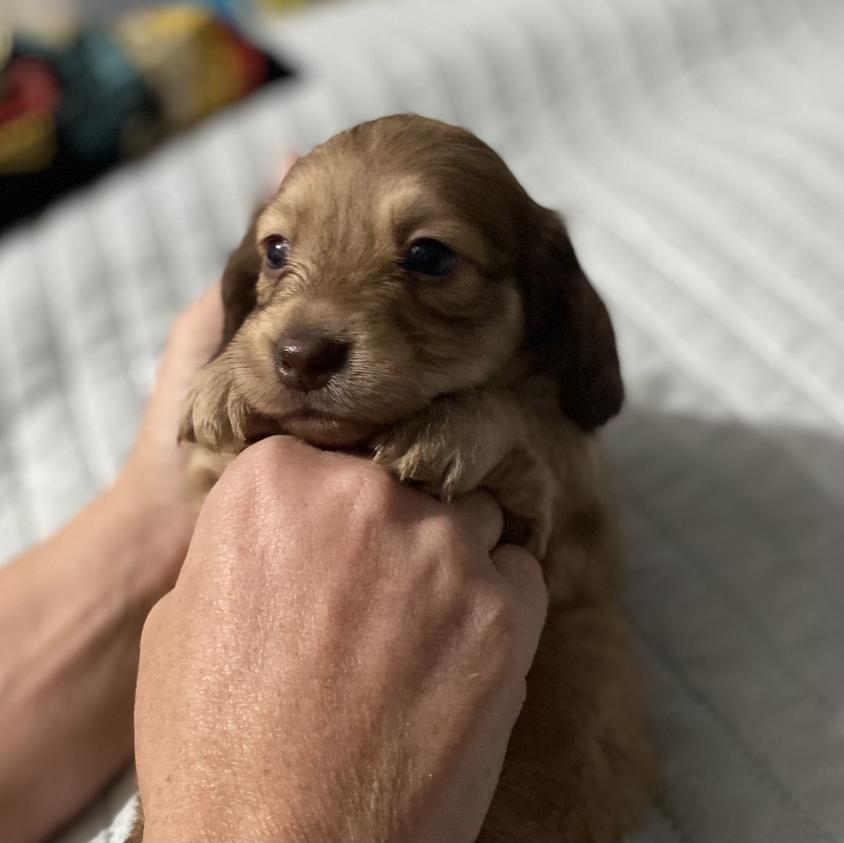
<box><xmin>191</xmin><ymin>278</ymin><xmax>224</xmax><ymax>321</ymax></box>
<box><xmin>176</xmin><ymin>281</ymin><xmax>224</xmax><ymax>353</ymax></box>
<box><xmin>491</xmin><ymin>543</ymin><xmax>548</xmax><ymax>671</ymax></box>
<box><xmin>143</xmin><ymin>282</ymin><xmax>224</xmax><ymax>433</ymax></box>
<box><xmin>158</xmin><ymin>282</ymin><xmax>223</xmax><ymax>383</ymax></box>
<box><xmin>451</xmin><ymin>489</ymin><xmax>503</xmax><ymax>552</ymax></box>
<box><xmin>273</xmin><ymin>154</ymin><xmax>300</xmax><ymax>190</ymax></box>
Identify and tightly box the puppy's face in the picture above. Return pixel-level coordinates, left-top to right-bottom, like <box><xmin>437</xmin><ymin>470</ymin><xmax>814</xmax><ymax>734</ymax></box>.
<box><xmin>185</xmin><ymin>116</ymin><xmax>623</xmax><ymax>451</ymax></box>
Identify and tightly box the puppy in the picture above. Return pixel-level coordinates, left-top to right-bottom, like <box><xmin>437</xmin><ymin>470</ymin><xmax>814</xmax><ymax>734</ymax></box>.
<box><xmin>132</xmin><ymin>114</ymin><xmax>654</xmax><ymax>842</ymax></box>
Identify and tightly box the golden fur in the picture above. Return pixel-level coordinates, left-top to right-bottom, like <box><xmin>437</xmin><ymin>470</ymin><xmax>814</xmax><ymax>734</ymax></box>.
<box><xmin>131</xmin><ymin>114</ymin><xmax>654</xmax><ymax>842</ymax></box>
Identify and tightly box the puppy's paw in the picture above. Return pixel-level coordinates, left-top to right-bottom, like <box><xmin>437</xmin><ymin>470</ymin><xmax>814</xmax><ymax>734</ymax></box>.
<box><xmin>487</xmin><ymin>450</ymin><xmax>555</xmax><ymax>559</ymax></box>
<box><xmin>178</xmin><ymin>363</ymin><xmax>251</xmax><ymax>453</ymax></box>
<box><xmin>372</xmin><ymin>412</ymin><xmax>493</xmax><ymax>501</ymax></box>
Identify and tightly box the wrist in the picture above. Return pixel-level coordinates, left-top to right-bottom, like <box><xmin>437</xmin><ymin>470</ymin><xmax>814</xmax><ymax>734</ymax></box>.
<box><xmin>140</xmin><ymin>796</ymin><xmax>307</xmax><ymax>843</ymax></box>
<box><xmin>107</xmin><ymin>465</ymin><xmax>191</xmax><ymax>610</ymax></box>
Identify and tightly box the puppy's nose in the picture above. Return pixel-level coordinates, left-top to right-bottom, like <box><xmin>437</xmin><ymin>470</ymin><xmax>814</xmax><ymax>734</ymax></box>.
<box><xmin>276</xmin><ymin>331</ymin><xmax>349</xmax><ymax>392</ymax></box>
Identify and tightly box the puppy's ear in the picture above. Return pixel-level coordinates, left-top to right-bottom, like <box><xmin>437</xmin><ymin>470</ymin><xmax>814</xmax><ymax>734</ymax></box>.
<box><xmin>522</xmin><ymin>207</ymin><xmax>623</xmax><ymax>430</ymax></box>
<box><xmin>218</xmin><ymin>208</ymin><xmax>263</xmax><ymax>352</ymax></box>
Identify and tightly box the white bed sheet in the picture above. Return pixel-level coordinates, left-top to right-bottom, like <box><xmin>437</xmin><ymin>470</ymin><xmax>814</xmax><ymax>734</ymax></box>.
<box><xmin>1</xmin><ymin>0</ymin><xmax>842</xmax><ymax>839</ymax></box>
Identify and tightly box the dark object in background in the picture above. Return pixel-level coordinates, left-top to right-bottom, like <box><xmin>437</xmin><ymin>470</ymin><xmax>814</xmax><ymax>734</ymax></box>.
<box><xmin>0</xmin><ymin>7</ymin><xmax>292</xmax><ymax>232</ymax></box>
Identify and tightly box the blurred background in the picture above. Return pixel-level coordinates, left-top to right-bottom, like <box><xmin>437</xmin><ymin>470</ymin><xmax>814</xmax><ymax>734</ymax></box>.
<box><xmin>0</xmin><ymin>0</ymin><xmax>296</xmax><ymax>227</ymax></box>
<box><xmin>2</xmin><ymin>1</ymin><xmax>844</xmax><ymax>842</ymax></box>
<box><xmin>4</xmin><ymin>0</ymin><xmax>308</xmax><ymax>33</ymax></box>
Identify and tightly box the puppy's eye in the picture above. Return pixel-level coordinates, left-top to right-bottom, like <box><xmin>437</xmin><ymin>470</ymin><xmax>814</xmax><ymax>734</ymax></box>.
<box><xmin>264</xmin><ymin>236</ymin><xmax>290</xmax><ymax>270</ymax></box>
<box><xmin>401</xmin><ymin>238</ymin><xmax>457</xmax><ymax>276</ymax></box>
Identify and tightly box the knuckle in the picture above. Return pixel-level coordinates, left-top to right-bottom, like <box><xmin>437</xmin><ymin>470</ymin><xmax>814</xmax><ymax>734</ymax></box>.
<box><xmin>425</xmin><ymin>510</ymin><xmax>465</xmax><ymax>550</ymax></box>
<box><xmin>241</xmin><ymin>434</ymin><xmax>289</xmax><ymax>466</ymax></box>
<box><xmin>209</xmin><ymin>440</ymin><xmax>278</xmax><ymax>510</ymax></box>
<box><xmin>347</xmin><ymin>460</ymin><xmax>399</xmax><ymax>512</ymax></box>
<box><xmin>413</xmin><ymin>514</ymin><xmax>463</xmax><ymax>575</ymax></box>
<box><xmin>224</xmin><ymin>437</ymin><xmax>290</xmax><ymax>495</ymax></box>
<box><xmin>440</xmin><ymin>517</ymin><xmax>465</xmax><ymax>551</ymax></box>
<box><xmin>477</xmin><ymin>590</ymin><xmax>519</xmax><ymax>677</ymax></box>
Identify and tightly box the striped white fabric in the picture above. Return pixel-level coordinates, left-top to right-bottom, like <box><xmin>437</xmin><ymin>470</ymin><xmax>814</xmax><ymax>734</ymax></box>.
<box><xmin>1</xmin><ymin>0</ymin><xmax>842</xmax><ymax>839</ymax></box>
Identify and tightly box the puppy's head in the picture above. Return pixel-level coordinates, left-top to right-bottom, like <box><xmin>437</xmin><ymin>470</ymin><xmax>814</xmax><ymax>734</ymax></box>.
<box><xmin>185</xmin><ymin>115</ymin><xmax>622</xmax><ymax>450</ymax></box>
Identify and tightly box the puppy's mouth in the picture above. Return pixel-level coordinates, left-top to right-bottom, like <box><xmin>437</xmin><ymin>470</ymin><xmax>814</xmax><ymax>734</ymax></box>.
<box><xmin>244</xmin><ymin>405</ymin><xmax>379</xmax><ymax>449</ymax></box>
<box><xmin>280</xmin><ymin>407</ymin><xmax>344</xmax><ymax>423</ymax></box>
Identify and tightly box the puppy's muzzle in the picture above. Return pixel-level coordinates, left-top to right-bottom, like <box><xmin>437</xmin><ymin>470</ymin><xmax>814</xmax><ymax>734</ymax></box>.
<box><xmin>275</xmin><ymin>329</ymin><xmax>349</xmax><ymax>392</ymax></box>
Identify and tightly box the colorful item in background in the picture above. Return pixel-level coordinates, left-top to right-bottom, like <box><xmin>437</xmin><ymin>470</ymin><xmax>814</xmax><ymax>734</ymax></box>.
<box><xmin>0</xmin><ymin>7</ymin><xmax>292</xmax><ymax>231</ymax></box>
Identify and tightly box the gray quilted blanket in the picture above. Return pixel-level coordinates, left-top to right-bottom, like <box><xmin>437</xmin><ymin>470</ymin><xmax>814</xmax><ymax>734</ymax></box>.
<box><xmin>1</xmin><ymin>0</ymin><xmax>842</xmax><ymax>840</ymax></box>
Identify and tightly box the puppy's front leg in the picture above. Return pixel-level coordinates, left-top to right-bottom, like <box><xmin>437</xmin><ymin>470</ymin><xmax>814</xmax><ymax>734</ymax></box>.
<box><xmin>178</xmin><ymin>353</ymin><xmax>255</xmax><ymax>454</ymax></box>
<box><xmin>372</xmin><ymin>391</ymin><xmax>555</xmax><ymax>556</ymax></box>
<box><xmin>178</xmin><ymin>354</ymin><xmax>274</xmax><ymax>514</ymax></box>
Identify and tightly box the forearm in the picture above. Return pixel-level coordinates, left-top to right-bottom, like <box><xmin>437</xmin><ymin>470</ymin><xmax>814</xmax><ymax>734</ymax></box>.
<box><xmin>0</xmin><ymin>479</ymin><xmax>181</xmax><ymax>843</ymax></box>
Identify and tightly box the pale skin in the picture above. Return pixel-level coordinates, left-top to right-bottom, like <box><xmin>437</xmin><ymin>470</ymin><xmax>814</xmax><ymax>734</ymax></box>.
<box><xmin>0</xmin><ymin>283</ymin><xmax>547</xmax><ymax>843</ymax></box>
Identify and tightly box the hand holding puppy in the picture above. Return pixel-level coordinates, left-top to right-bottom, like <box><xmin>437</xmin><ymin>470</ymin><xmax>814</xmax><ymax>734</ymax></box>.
<box><xmin>134</xmin><ymin>436</ymin><xmax>547</xmax><ymax>843</ymax></box>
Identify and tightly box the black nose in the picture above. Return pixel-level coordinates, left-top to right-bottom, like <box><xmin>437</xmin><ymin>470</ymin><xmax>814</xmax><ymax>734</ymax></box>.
<box><xmin>275</xmin><ymin>331</ymin><xmax>349</xmax><ymax>392</ymax></box>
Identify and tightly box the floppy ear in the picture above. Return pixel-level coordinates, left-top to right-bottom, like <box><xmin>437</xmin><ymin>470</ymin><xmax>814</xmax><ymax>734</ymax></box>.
<box><xmin>521</xmin><ymin>207</ymin><xmax>624</xmax><ymax>430</ymax></box>
<box><xmin>217</xmin><ymin>207</ymin><xmax>263</xmax><ymax>353</ymax></box>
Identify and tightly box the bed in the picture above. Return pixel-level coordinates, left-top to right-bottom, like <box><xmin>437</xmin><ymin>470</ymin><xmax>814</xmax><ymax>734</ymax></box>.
<box><xmin>1</xmin><ymin>0</ymin><xmax>842</xmax><ymax>839</ymax></box>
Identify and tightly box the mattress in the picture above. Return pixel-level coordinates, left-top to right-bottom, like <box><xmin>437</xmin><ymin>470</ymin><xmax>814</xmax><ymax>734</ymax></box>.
<box><xmin>1</xmin><ymin>0</ymin><xmax>842</xmax><ymax>839</ymax></box>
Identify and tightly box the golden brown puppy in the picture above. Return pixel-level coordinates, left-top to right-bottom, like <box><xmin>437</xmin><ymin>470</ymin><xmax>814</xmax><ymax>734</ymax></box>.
<box><xmin>133</xmin><ymin>114</ymin><xmax>654</xmax><ymax>842</ymax></box>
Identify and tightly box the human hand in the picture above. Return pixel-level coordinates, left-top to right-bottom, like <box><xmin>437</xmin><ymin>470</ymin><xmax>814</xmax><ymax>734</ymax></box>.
<box><xmin>134</xmin><ymin>436</ymin><xmax>547</xmax><ymax>843</ymax></box>
<box><xmin>113</xmin><ymin>282</ymin><xmax>224</xmax><ymax>600</ymax></box>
